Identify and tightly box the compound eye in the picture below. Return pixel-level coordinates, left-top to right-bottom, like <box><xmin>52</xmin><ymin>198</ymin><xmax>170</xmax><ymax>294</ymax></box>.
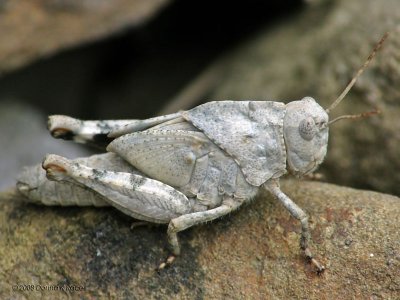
<box><xmin>299</xmin><ymin>117</ymin><xmax>317</xmax><ymax>141</ymax></box>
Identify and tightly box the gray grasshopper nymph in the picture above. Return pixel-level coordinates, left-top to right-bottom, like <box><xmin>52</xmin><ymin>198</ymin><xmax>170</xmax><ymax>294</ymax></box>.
<box><xmin>17</xmin><ymin>33</ymin><xmax>388</xmax><ymax>273</ymax></box>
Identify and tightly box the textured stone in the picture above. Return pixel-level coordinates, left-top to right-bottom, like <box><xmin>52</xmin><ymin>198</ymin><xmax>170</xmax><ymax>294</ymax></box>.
<box><xmin>0</xmin><ymin>0</ymin><xmax>170</xmax><ymax>73</ymax></box>
<box><xmin>1</xmin><ymin>180</ymin><xmax>399</xmax><ymax>299</ymax></box>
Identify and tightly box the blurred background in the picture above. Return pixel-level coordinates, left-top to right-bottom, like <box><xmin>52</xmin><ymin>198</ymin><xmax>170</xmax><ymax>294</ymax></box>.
<box><xmin>0</xmin><ymin>0</ymin><xmax>399</xmax><ymax>195</ymax></box>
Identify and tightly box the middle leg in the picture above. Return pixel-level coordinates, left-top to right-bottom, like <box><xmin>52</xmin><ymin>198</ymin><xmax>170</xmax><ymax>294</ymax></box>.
<box><xmin>160</xmin><ymin>197</ymin><xmax>243</xmax><ymax>269</ymax></box>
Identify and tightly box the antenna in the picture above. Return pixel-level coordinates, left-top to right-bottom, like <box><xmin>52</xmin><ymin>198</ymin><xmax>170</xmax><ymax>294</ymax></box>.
<box><xmin>325</xmin><ymin>32</ymin><xmax>389</xmax><ymax>114</ymax></box>
<box><xmin>327</xmin><ymin>108</ymin><xmax>380</xmax><ymax>125</ymax></box>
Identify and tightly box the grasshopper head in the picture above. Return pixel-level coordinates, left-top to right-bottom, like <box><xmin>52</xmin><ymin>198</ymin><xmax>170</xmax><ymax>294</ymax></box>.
<box><xmin>283</xmin><ymin>97</ymin><xmax>329</xmax><ymax>176</ymax></box>
<box><xmin>283</xmin><ymin>33</ymin><xmax>388</xmax><ymax>176</ymax></box>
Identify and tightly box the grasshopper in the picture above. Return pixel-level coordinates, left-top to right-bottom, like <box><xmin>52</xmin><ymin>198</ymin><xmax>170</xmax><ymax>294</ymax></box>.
<box><xmin>17</xmin><ymin>33</ymin><xmax>388</xmax><ymax>273</ymax></box>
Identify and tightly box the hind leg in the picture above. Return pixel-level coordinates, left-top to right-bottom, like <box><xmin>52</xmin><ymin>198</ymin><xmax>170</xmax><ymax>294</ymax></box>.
<box><xmin>43</xmin><ymin>154</ymin><xmax>203</xmax><ymax>269</ymax></box>
<box><xmin>17</xmin><ymin>153</ymin><xmax>137</xmax><ymax>207</ymax></box>
<box><xmin>48</xmin><ymin>113</ymin><xmax>181</xmax><ymax>148</ymax></box>
<box><xmin>42</xmin><ymin>154</ymin><xmax>193</xmax><ymax>224</ymax></box>
<box><xmin>48</xmin><ymin>115</ymin><xmax>133</xmax><ymax>148</ymax></box>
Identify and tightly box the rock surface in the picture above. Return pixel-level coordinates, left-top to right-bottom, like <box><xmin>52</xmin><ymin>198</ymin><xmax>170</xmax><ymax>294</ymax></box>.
<box><xmin>164</xmin><ymin>0</ymin><xmax>400</xmax><ymax>196</ymax></box>
<box><xmin>1</xmin><ymin>180</ymin><xmax>399</xmax><ymax>299</ymax></box>
<box><xmin>0</xmin><ymin>0</ymin><xmax>170</xmax><ymax>73</ymax></box>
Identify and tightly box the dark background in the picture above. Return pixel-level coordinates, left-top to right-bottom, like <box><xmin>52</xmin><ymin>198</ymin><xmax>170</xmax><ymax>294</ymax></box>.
<box><xmin>0</xmin><ymin>0</ymin><xmax>303</xmax><ymax>119</ymax></box>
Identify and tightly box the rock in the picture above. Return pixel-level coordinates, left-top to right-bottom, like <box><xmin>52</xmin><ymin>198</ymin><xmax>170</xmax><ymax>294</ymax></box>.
<box><xmin>1</xmin><ymin>180</ymin><xmax>399</xmax><ymax>299</ymax></box>
<box><xmin>0</xmin><ymin>100</ymin><xmax>90</xmax><ymax>190</ymax></box>
<box><xmin>166</xmin><ymin>0</ymin><xmax>400</xmax><ymax>195</ymax></box>
<box><xmin>0</xmin><ymin>0</ymin><xmax>170</xmax><ymax>74</ymax></box>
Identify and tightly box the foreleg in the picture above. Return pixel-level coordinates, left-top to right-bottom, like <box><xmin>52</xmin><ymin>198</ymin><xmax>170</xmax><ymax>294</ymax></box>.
<box><xmin>264</xmin><ymin>179</ymin><xmax>325</xmax><ymax>273</ymax></box>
